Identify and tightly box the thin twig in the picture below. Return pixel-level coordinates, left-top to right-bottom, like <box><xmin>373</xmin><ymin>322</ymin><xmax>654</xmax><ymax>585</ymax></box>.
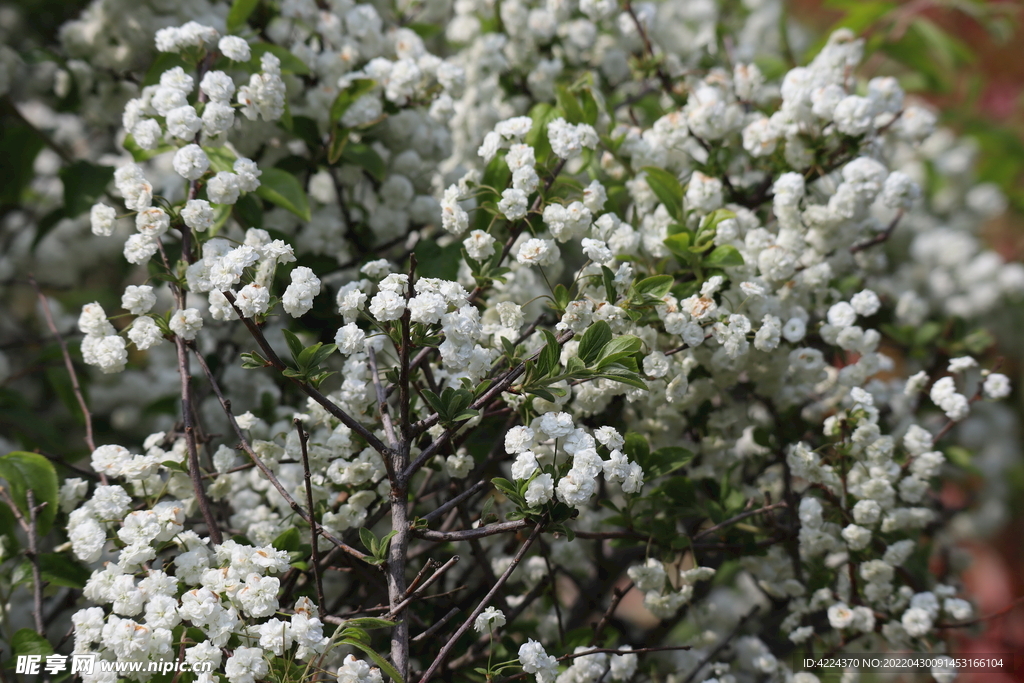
<box><xmin>850</xmin><ymin>209</ymin><xmax>904</xmax><ymax>253</ymax></box>
<box><xmin>414</xmin><ymin>519</ymin><xmax>529</xmax><ymax>542</ymax></box>
<box><xmin>223</xmin><ymin>291</ymin><xmax>392</xmax><ymax>456</ymax></box>
<box><xmin>692</xmin><ymin>502</ymin><xmax>788</xmax><ymax>541</ymax></box>
<box><xmin>679</xmin><ymin>607</ymin><xmax>760</xmax><ymax>683</ymax></box>
<box><xmin>417</xmin><ymin>521</ymin><xmax>544</xmax><ymax>683</ymax></box>
<box><xmin>175</xmin><ymin>334</ymin><xmax>222</xmax><ymax>545</ymax></box>
<box><xmin>420</xmin><ymin>480</ymin><xmax>489</xmax><ymax>523</ymax></box>
<box><xmin>590</xmin><ymin>581</ymin><xmax>635</xmax><ymax>646</ymax></box>
<box><xmin>412</xmin><ymin>608</ymin><xmax>461</xmax><ymax>642</ymax></box>
<box><xmin>387</xmin><ymin>555</ymin><xmax>461</xmax><ymax>619</ymax></box>
<box><xmin>189</xmin><ymin>345</ymin><xmax>366</xmax><ymax>560</ymax></box>
<box><xmin>934</xmin><ymin>595</ymin><xmax>1024</xmax><ymax>629</ymax></box>
<box><xmin>28</xmin><ymin>275</ymin><xmax>96</xmax><ymax>455</ymax></box>
<box><xmin>26</xmin><ymin>490</ymin><xmax>47</xmax><ymax>635</ymax></box>
<box><xmin>295</xmin><ymin>418</ymin><xmax>325</xmax><ymax>610</ymax></box>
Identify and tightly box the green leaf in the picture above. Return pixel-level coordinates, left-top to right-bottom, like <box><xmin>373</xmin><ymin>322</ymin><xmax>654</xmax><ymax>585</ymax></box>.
<box><xmin>601</xmin><ymin>266</ymin><xmax>617</xmax><ymax>303</ymax></box>
<box><xmin>642</xmin><ymin>167</ymin><xmax>683</xmax><ymax>221</ymax></box>
<box><xmin>227</xmin><ymin>0</ymin><xmax>260</xmax><ymax>32</ymax></box>
<box><xmin>0</xmin><ymin>452</ymin><xmax>58</xmax><ymax>536</ymax></box>
<box><xmin>249</xmin><ymin>43</ymin><xmax>310</xmax><ymax>75</ymax></box>
<box><xmin>342</xmin><ymin>617</ymin><xmax>396</xmax><ymax>631</ymax></box>
<box><xmin>663</xmin><ymin>232</ymin><xmax>692</xmax><ymax>260</ymax></box>
<box><xmin>60</xmin><ymin>161</ymin><xmax>115</xmax><ymax>217</ymax></box>
<box><xmin>143</xmin><ymin>52</ymin><xmax>190</xmax><ymax>87</ymax></box>
<box><xmin>123</xmin><ymin>135</ymin><xmax>175</xmax><ymax>162</ymax></box>
<box><xmin>556</xmin><ymin>85</ymin><xmax>586</xmax><ymax>126</ymax></box>
<box><xmin>594</xmin><ymin>366</ymin><xmax>648</xmax><ymax>390</ymax></box>
<box><xmin>624</xmin><ymin>432</ymin><xmax>650</xmax><ymax>464</ymax></box>
<box><xmin>37</xmin><ymin>553</ymin><xmax>92</xmax><ymax>588</ymax></box>
<box><xmin>537</xmin><ymin>329</ymin><xmax>560</xmax><ymax>377</ymax></box>
<box><xmin>634</xmin><ymin>275</ymin><xmax>674</xmax><ymax>298</ymax></box>
<box><xmin>273</xmin><ymin>527</ymin><xmax>302</xmax><ymax>552</ymax></box>
<box><xmin>340</xmin><ymin>143</ymin><xmax>386</xmax><ymax>181</ymax></box>
<box><xmin>644</xmin><ymin>447</ymin><xmax>695</xmax><ymax>478</ymax></box>
<box><xmin>12</xmin><ymin>628</ymin><xmax>53</xmax><ymax>657</ymax></box>
<box><xmin>414</xmin><ymin>240</ymin><xmax>462</xmax><ymax>281</ymax></box>
<box><xmin>577</xmin><ymin>321</ymin><xmax>612</xmax><ymax>366</ymax></box>
<box><xmin>704</xmin><ymin>245</ymin><xmax>745</xmax><ymax>267</ymax></box>
<box><xmin>595</xmin><ymin>335</ymin><xmax>643</xmax><ymax>369</ymax></box>
<box><xmin>552</xmin><ymin>284</ymin><xmax>571</xmax><ymax>310</ymax></box>
<box><xmin>359</xmin><ymin>527</ymin><xmax>378</xmax><ymax>555</ymax></box>
<box><xmin>330</xmin><ymin>79</ymin><xmax>378</xmax><ymax>123</ymax></box>
<box><xmin>204</xmin><ymin>145</ymin><xmax>238</xmax><ymax>173</ymax></box>
<box><xmin>342</xmin><ymin>638</ymin><xmax>405</xmax><ymax>683</ymax></box>
<box><xmin>256</xmin><ymin>168</ymin><xmax>311</xmax><ymax>221</ymax></box>
<box><xmin>0</xmin><ymin>120</ymin><xmax>44</xmax><ymax>207</ymax></box>
<box><xmin>282</xmin><ymin>329</ymin><xmax>304</xmax><ymax>361</ymax></box>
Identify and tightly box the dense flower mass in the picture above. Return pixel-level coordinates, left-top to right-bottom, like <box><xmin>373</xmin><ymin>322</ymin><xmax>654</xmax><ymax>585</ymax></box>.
<box><xmin>0</xmin><ymin>1</ymin><xmax>1020</xmax><ymax>683</ymax></box>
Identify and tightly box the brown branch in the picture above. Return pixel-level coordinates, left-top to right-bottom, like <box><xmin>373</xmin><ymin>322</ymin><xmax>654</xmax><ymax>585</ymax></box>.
<box><xmin>679</xmin><ymin>607</ymin><xmax>759</xmax><ymax>683</ymax></box>
<box><xmin>222</xmin><ymin>291</ymin><xmax>392</xmax><ymax>457</ymax></box>
<box><xmin>0</xmin><ymin>486</ymin><xmax>47</xmax><ymax>635</ymax></box>
<box><xmin>590</xmin><ymin>581</ymin><xmax>635</xmax><ymax>646</ymax></box>
<box><xmin>417</xmin><ymin>521</ymin><xmax>544</xmax><ymax>683</ymax></box>
<box><xmin>411</xmin><ymin>607</ymin><xmax>461</xmax><ymax>642</ymax></box>
<box><xmin>934</xmin><ymin>595</ymin><xmax>1024</xmax><ymax>629</ymax></box>
<box><xmin>174</xmin><ymin>334</ymin><xmax>222</xmax><ymax>546</ymax></box>
<box><xmin>413</xmin><ymin>519</ymin><xmax>529</xmax><ymax>542</ymax></box>
<box><xmin>28</xmin><ymin>275</ymin><xmax>96</xmax><ymax>456</ymax></box>
<box><xmin>419</xmin><ymin>480</ymin><xmax>488</xmax><ymax>524</ymax></box>
<box><xmin>189</xmin><ymin>345</ymin><xmax>367</xmax><ymax>560</ymax></box>
<box><xmin>692</xmin><ymin>502</ymin><xmax>788</xmax><ymax>541</ymax></box>
<box><xmin>387</xmin><ymin>555</ymin><xmax>461</xmax><ymax>619</ymax></box>
<box><xmin>295</xmin><ymin>418</ymin><xmax>325</xmax><ymax>610</ymax></box>
<box><xmin>850</xmin><ymin>209</ymin><xmax>904</xmax><ymax>253</ymax></box>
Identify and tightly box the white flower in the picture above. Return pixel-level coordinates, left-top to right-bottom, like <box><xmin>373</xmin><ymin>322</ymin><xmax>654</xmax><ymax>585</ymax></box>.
<box><xmin>525</xmin><ymin>474</ymin><xmax>554</xmax><ymax>507</ymax></box>
<box><xmin>947</xmin><ymin>356</ymin><xmax>977</xmax><ymax>373</ymax></box>
<box><xmin>182</xmin><ymin>199</ymin><xmax>215</xmax><ymax>231</ymax></box>
<box><xmin>827</xmin><ymin>602</ymin><xmax>854</xmax><ymax>629</ymax></box>
<box><xmin>369</xmin><ymin>290</ymin><xmax>406</xmax><ymax>322</ymax></box>
<box><xmin>498</xmin><ymin>188</ymin><xmax>529</xmax><ymax>220</ymax></box>
<box><xmin>173</xmin><ymin>144</ymin><xmax>210</xmax><ymax>181</ymax></box>
<box><xmin>235</xmin><ymin>284</ymin><xmax>270</xmax><ymax>318</ymax></box>
<box><xmin>121</xmin><ymin>285</ymin><xmax>156</xmax><ymax>315</ymax></box>
<box><xmin>901</xmin><ymin>607</ymin><xmax>933</xmax><ymax>637</ymax></box>
<box><xmin>224</xmin><ymin>646</ymin><xmax>269</xmax><ymax>683</ymax></box>
<box><xmin>337</xmin><ymin>655</ymin><xmax>383</xmax><ymax>683</ymax></box>
<box><xmin>237</xmin><ymin>573</ymin><xmax>280</xmax><ymax>618</ymax></box>
<box><xmin>516</xmin><ymin>238</ymin><xmax>559</xmax><ymax>267</ymax></box>
<box><xmin>207</xmin><ymin>172</ymin><xmax>241</xmax><ymax>205</ymax></box>
<box><xmin>335</xmin><ymin>324</ymin><xmax>366</xmax><ymax>355</ymax></box>
<box><xmin>124</xmin><ymin>234</ymin><xmax>159</xmax><ymax>264</ymax></box>
<box><xmin>505</xmin><ymin>426</ymin><xmax>536</xmax><ymax>455</ymax></box>
<box><xmin>496</xmin><ymin>301</ymin><xmax>524</xmax><ymax>330</ymax></box>
<box><xmin>282</xmin><ymin>267</ymin><xmax>321</xmax><ymax>317</ymax></box>
<box><xmin>983</xmin><ymin>373</ymin><xmax>1011</xmax><ymax>399</ymax></box>
<box><xmin>511</xmin><ymin>451</ymin><xmax>540</xmax><ymax>480</ymax></box>
<box><xmin>79</xmin><ymin>302</ymin><xmax>115</xmax><ymax>337</ymax></box>
<box><xmin>519</xmin><ymin>639</ymin><xmax>559</xmax><ymax>681</ymax></box>
<box><xmin>547</xmin><ymin>117</ymin><xmax>598</xmax><ymax>159</ymax></box>
<box><xmin>463</xmin><ymin>230</ymin><xmax>496</xmax><ymax>260</ymax></box>
<box><xmin>439</xmin><ymin>186</ymin><xmax>468</xmax><ymax>235</ymax></box>
<box><xmin>166</xmin><ymin>105</ymin><xmax>202</xmax><ymax>139</ymax></box>
<box><xmin>200</xmin><ymin>71</ymin><xmax>236</xmax><ymax>103</ymax></box>
<box><xmin>219</xmin><ymin>36</ymin><xmax>251</xmax><ymax>61</ymax></box>
<box><xmin>474</xmin><ymin>606</ymin><xmax>506</xmax><ymax>632</ymax></box>
<box><xmin>135</xmin><ymin>207</ymin><xmax>170</xmax><ymax>237</ymax></box>
<box><xmin>233</xmin><ymin>157</ymin><xmax>262</xmax><ymax>192</ymax></box>
<box><xmin>90</xmin><ymin>203</ymin><xmax>117</xmax><ymax>236</ymax></box>
<box><xmin>169</xmin><ymin>308</ymin><xmax>203</xmax><ymax>340</ymax></box>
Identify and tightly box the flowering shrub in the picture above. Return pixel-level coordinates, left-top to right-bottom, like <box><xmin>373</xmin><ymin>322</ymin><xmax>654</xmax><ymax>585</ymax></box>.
<box><xmin>0</xmin><ymin>1</ymin><xmax>1021</xmax><ymax>683</ymax></box>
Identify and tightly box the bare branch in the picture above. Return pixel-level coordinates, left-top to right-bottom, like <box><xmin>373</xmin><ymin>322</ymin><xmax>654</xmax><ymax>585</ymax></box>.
<box><xmin>26</xmin><ymin>490</ymin><xmax>46</xmax><ymax>635</ymax></box>
<box><xmin>190</xmin><ymin>344</ymin><xmax>367</xmax><ymax>560</ymax></box>
<box><xmin>223</xmin><ymin>291</ymin><xmax>392</xmax><ymax>456</ymax></box>
<box><xmin>28</xmin><ymin>275</ymin><xmax>96</xmax><ymax>456</ymax></box>
<box><xmin>417</xmin><ymin>520</ymin><xmax>544</xmax><ymax>683</ymax></box>
<box><xmin>295</xmin><ymin>418</ymin><xmax>325</xmax><ymax>610</ymax></box>
<box><xmin>692</xmin><ymin>502</ymin><xmax>788</xmax><ymax>541</ymax></box>
<box><xmin>413</xmin><ymin>519</ymin><xmax>529</xmax><ymax>542</ymax></box>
